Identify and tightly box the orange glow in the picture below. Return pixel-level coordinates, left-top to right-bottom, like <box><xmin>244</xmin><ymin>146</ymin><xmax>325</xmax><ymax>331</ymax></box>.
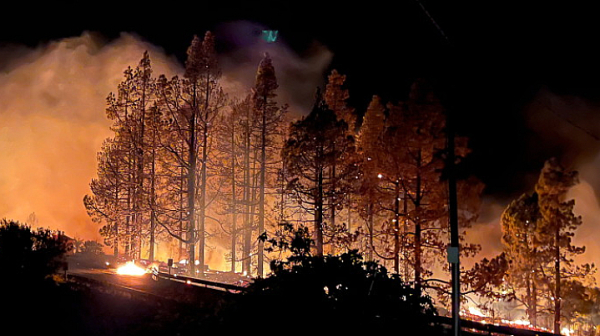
<box><xmin>0</xmin><ymin>33</ymin><xmax>181</xmax><ymax>244</ymax></box>
<box><xmin>467</xmin><ymin>306</ymin><xmax>486</xmax><ymax>318</ymax></box>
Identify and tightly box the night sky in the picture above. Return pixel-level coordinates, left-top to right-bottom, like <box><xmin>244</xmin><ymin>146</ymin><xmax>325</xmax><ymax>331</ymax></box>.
<box><xmin>2</xmin><ymin>1</ymin><xmax>600</xmax><ymax>219</ymax></box>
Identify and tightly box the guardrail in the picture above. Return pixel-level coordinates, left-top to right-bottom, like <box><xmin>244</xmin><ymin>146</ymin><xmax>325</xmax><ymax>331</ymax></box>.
<box><xmin>68</xmin><ymin>273</ymin><xmax>175</xmax><ymax>305</ymax></box>
<box><xmin>151</xmin><ymin>269</ymin><xmax>248</xmax><ymax>293</ymax></box>
<box><xmin>433</xmin><ymin>315</ymin><xmax>560</xmax><ymax>336</ymax></box>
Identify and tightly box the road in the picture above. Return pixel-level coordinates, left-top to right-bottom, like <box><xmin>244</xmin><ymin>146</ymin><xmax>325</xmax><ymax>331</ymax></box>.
<box><xmin>68</xmin><ymin>267</ymin><xmax>153</xmax><ymax>290</ymax></box>
<box><xmin>67</xmin><ymin>266</ymin><xmax>233</xmax><ymax>308</ymax></box>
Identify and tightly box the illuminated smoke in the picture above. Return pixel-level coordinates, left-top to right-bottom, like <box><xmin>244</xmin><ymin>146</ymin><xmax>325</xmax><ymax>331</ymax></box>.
<box><xmin>216</xmin><ymin>20</ymin><xmax>333</xmax><ymax>114</ymax></box>
<box><xmin>0</xmin><ymin>27</ymin><xmax>332</xmax><ymax>270</ymax></box>
<box><xmin>464</xmin><ymin>88</ymin><xmax>600</xmax><ymax>283</ymax></box>
<box><xmin>0</xmin><ymin>32</ymin><xmax>180</xmax><ymax>240</ymax></box>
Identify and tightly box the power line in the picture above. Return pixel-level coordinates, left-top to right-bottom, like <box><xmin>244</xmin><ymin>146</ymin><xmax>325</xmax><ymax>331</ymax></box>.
<box><xmin>414</xmin><ymin>0</ymin><xmax>450</xmax><ymax>44</ymax></box>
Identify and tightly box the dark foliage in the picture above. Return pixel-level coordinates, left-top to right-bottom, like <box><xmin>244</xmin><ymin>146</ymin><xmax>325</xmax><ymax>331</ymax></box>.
<box><xmin>219</xmin><ymin>223</ymin><xmax>442</xmax><ymax>334</ymax></box>
<box><xmin>0</xmin><ymin>219</ymin><xmax>69</xmax><ymax>287</ymax></box>
<box><xmin>0</xmin><ymin>219</ymin><xmax>73</xmax><ymax>330</ymax></box>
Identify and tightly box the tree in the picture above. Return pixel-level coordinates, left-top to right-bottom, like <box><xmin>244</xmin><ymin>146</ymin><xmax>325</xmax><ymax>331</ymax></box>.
<box><xmin>324</xmin><ymin>70</ymin><xmax>357</xmax><ymax>246</ymax></box>
<box><xmin>355</xmin><ymin>95</ymin><xmax>386</xmax><ymax>262</ymax></box>
<box><xmin>156</xmin><ymin>32</ymin><xmax>226</xmax><ymax>276</ymax></box>
<box><xmin>374</xmin><ymin>80</ymin><xmax>481</xmax><ymax>294</ymax></box>
<box><xmin>282</xmin><ymin>89</ymin><xmax>356</xmax><ymax>256</ymax></box>
<box><xmin>81</xmin><ymin>240</ymin><xmax>104</xmax><ymax>255</ymax></box>
<box><xmin>534</xmin><ymin>158</ymin><xmax>593</xmax><ymax>333</ymax></box>
<box><xmin>465</xmin><ymin>158</ymin><xmax>595</xmax><ymax>331</ymax></box>
<box><xmin>219</xmin><ymin>223</ymin><xmax>441</xmax><ymax>334</ymax></box>
<box><xmin>325</xmin><ymin>69</ymin><xmax>356</xmax><ymax>131</ymax></box>
<box><xmin>252</xmin><ymin>53</ymin><xmax>286</xmax><ymax>277</ymax></box>
<box><xmin>501</xmin><ymin>191</ymin><xmax>545</xmax><ymax>326</ymax></box>
<box><xmin>86</xmin><ymin>52</ymin><xmax>157</xmax><ymax>260</ymax></box>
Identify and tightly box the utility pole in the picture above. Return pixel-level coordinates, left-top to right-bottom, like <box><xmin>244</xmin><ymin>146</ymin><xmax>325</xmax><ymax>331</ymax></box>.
<box><xmin>414</xmin><ymin>1</ymin><xmax>460</xmax><ymax>335</ymax></box>
<box><xmin>446</xmin><ymin>104</ymin><xmax>461</xmax><ymax>336</ymax></box>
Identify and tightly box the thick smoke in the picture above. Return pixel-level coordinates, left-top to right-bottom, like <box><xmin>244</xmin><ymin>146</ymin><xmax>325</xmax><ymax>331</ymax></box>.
<box><xmin>0</xmin><ymin>26</ymin><xmax>332</xmax><ymax>258</ymax></box>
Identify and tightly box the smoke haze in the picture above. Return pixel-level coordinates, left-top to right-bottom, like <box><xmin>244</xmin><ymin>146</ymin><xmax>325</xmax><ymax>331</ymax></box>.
<box><xmin>0</xmin><ymin>26</ymin><xmax>332</xmax><ymax>250</ymax></box>
<box><xmin>0</xmin><ymin>32</ymin><xmax>181</xmax><ymax>240</ymax></box>
<box><xmin>465</xmin><ymin>89</ymin><xmax>600</xmax><ymax>283</ymax></box>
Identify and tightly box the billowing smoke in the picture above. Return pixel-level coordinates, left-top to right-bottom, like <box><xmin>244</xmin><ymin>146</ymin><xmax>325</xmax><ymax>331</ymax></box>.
<box><xmin>0</xmin><ymin>26</ymin><xmax>332</xmax><ymax>254</ymax></box>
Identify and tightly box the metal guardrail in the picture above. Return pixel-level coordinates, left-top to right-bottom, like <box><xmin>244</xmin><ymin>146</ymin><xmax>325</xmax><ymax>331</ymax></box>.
<box><xmin>433</xmin><ymin>315</ymin><xmax>560</xmax><ymax>336</ymax></box>
<box><xmin>68</xmin><ymin>273</ymin><xmax>174</xmax><ymax>304</ymax></box>
<box><xmin>151</xmin><ymin>269</ymin><xmax>248</xmax><ymax>293</ymax></box>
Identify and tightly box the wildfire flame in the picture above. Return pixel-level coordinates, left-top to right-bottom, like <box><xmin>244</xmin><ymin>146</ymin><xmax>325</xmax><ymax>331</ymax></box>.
<box><xmin>116</xmin><ymin>261</ymin><xmax>147</xmax><ymax>276</ymax></box>
<box><xmin>463</xmin><ymin>305</ymin><xmax>576</xmax><ymax>336</ymax></box>
<box><xmin>468</xmin><ymin>306</ymin><xmax>486</xmax><ymax>317</ymax></box>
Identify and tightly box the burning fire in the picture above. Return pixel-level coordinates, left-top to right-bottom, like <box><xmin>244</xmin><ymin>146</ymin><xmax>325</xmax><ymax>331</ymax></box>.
<box><xmin>463</xmin><ymin>304</ymin><xmax>576</xmax><ymax>336</ymax></box>
<box><xmin>468</xmin><ymin>306</ymin><xmax>486</xmax><ymax>317</ymax></box>
<box><xmin>116</xmin><ymin>261</ymin><xmax>147</xmax><ymax>276</ymax></box>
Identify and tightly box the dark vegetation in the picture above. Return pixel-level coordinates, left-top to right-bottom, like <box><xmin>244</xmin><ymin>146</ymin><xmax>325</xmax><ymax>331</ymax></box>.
<box><xmin>214</xmin><ymin>224</ymin><xmax>443</xmax><ymax>334</ymax></box>
<box><xmin>0</xmin><ymin>219</ymin><xmax>443</xmax><ymax>335</ymax></box>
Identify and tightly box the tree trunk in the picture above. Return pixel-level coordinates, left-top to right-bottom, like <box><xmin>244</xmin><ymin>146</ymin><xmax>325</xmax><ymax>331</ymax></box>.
<box><xmin>414</xmin><ymin>150</ymin><xmax>423</xmax><ymax>292</ymax></box>
<box><xmin>149</xmin><ymin>131</ymin><xmax>156</xmax><ymax>262</ymax></box>
<box><xmin>315</xmin><ymin>165</ymin><xmax>324</xmax><ymax>256</ymax></box>
<box><xmin>532</xmin><ymin>271</ymin><xmax>538</xmax><ymax>327</ymax></box>
<box><xmin>393</xmin><ymin>181</ymin><xmax>400</xmax><ymax>274</ymax></box>
<box><xmin>367</xmin><ymin>202</ymin><xmax>374</xmax><ymax>262</ymax></box>
<box><xmin>186</xmin><ymin>87</ymin><xmax>198</xmax><ymax>276</ymax></box>
<box><xmin>242</xmin><ymin>118</ymin><xmax>251</xmax><ymax>275</ymax></box>
<box><xmin>329</xmin><ymin>145</ymin><xmax>336</xmax><ymax>255</ymax></box>
<box><xmin>258</xmin><ymin>96</ymin><xmax>267</xmax><ymax>277</ymax></box>
<box><xmin>113</xmin><ymin>172</ymin><xmax>120</xmax><ymax>257</ymax></box>
<box><xmin>554</xmin><ymin>226</ymin><xmax>561</xmax><ymax>334</ymax></box>
<box><xmin>231</xmin><ymin>123</ymin><xmax>237</xmax><ymax>273</ymax></box>
<box><xmin>403</xmin><ymin>193</ymin><xmax>409</xmax><ymax>281</ymax></box>
<box><xmin>198</xmin><ymin>121</ymin><xmax>208</xmax><ymax>276</ymax></box>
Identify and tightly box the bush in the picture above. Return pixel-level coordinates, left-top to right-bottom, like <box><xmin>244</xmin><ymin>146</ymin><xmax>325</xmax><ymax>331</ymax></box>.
<box><xmin>0</xmin><ymin>219</ymin><xmax>69</xmax><ymax>287</ymax></box>
<box><xmin>218</xmin><ymin>224</ymin><xmax>442</xmax><ymax>334</ymax></box>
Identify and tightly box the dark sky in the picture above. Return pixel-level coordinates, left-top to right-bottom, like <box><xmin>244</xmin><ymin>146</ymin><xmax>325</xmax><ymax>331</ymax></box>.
<box><xmin>3</xmin><ymin>1</ymin><xmax>600</xmax><ymax>200</ymax></box>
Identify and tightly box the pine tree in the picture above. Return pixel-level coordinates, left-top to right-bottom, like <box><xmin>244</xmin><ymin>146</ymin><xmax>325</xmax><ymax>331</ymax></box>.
<box><xmin>325</xmin><ymin>70</ymin><xmax>355</xmax><ymax>131</ymax></box>
<box><xmin>87</xmin><ymin>52</ymin><xmax>156</xmax><ymax>259</ymax></box>
<box><xmin>467</xmin><ymin>158</ymin><xmax>595</xmax><ymax>330</ymax></box>
<box><xmin>156</xmin><ymin>32</ymin><xmax>226</xmax><ymax>276</ymax></box>
<box><xmin>501</xmin><ymin>192</ymin><xmax>545</xmax><ymax>326</ymax></box>
<box><xmin>534</xmin><ymin>158</ymin><xmax>591</xmax><ymax>333</ymax></box>
<box><xmin>355</xmin><ymin>95</ymin><xmax>386</xmax><ymax>262</ymax></box>
<box><xmin>372</xmin><ymin>80</ymin><xmax>481</xmax><ymax>292</ymax></box>
<box><xmin>252</xmin><ymin>53</ymin><xmax>286</xmax><ymax>277</ymax></box>
<box><xmin>282</xmin><ymin>89</ymin><xmax>356</xmax><ymax>256</ymax></box>
<box><xmin>85</xmin><ymin>139</ymin><xmax>123</xmax><ymax>256</ymax></box>
<box><xmin>382</xmin><ymin>81</ymin><xmax>447</xmax><ymax>291</ymax></box>
<box><xmin>324</xmin><ymin>70</ymin><xmax>357</xmax><ymax>247</ymax></box>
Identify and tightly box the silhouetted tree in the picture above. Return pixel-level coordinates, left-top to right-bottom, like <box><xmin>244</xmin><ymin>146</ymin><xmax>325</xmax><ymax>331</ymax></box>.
<box><xmin>252</xmin><ymin>53</ymin><xmax>286</xmax><ymax>277</ymax></box>
<box><xmin>219</xmin><ymin>223</ymin><xmax>441</xmax><ymax>334</ymax></box>
<box><xmin>282</xmin><ymin>90</ymin><xmax>356</xmax><ymax>256</ymax></box>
